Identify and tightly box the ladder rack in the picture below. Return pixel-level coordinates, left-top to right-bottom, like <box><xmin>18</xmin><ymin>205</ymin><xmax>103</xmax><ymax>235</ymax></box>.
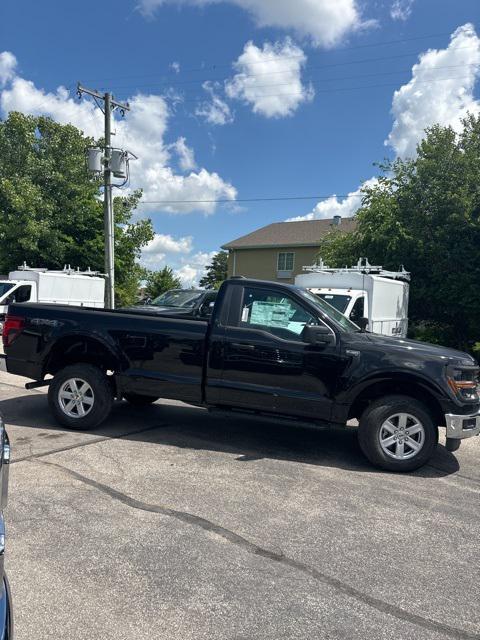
<box><xmin>302</xmin><ymin>258</ymin><xmax>410</xmax><ymax>282</ymax></box>
<box><xmin>16</xmin><ymin>263</ymin><xmax>103</xmax><ymax>277</ymax></box>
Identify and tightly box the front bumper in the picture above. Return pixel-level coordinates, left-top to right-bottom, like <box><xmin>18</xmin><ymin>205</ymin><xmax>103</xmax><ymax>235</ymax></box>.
<box><xmin>445</xmin><ymin>411</ymin><xmax>480</xmax><ymax>440</ymax></box>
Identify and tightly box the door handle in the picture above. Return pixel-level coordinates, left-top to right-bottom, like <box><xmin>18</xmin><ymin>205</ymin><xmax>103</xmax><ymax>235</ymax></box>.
<box><xmin>231</xmin><ymin>343</ymin><xmax>255</xmax><ymax>351</ymax></box>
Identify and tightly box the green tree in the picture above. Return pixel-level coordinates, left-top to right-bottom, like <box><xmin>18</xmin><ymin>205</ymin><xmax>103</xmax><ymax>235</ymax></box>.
<box><xmin>0</xmin><ymin>112</ymin><xmax>154</xmax><ymax>306</ymax></box>
<box><xmin>144</xmin><ymin>266</ymin><xmax>182</xmax><ymax>300</ymax></box>
<box><xmin>318</xmin><ymin>114</ymin><xmax>480</xmax><ymax>351</ymax></box>
<box><xmin>199</xmin><ymin>250</ymin><xmax>228</xmax><ymax>289</ymax></box>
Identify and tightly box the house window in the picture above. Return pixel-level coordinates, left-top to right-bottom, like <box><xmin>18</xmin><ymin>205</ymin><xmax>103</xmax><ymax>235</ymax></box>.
<box><xmin>277</xmin><ymin>252</ymin><xmax>294</xmax><ymax>277</ymax></box>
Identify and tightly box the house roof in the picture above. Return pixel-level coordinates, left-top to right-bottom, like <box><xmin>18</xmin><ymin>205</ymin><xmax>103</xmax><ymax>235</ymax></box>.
<box><xmin>222</xmin><ymin>217</ymin><xmax>357</xmax><ymax>250</ymax></box>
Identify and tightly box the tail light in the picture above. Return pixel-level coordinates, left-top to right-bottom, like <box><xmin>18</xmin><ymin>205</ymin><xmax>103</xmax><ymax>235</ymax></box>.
<box><xmin>2</xmin><ymin>315</ymin><xmax>25</xmax><ymax>348</ymax></box>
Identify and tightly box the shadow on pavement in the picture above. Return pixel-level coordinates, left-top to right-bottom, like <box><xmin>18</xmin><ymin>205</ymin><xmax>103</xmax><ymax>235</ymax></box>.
<box><xmin>0</xmin><ymin>392</ymin><xmax>460</xmax><ymax>478</ymax></box>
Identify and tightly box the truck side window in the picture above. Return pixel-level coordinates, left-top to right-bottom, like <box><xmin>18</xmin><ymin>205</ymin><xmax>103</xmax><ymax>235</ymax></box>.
<box><xmin>350</xmin><ymin>296</ymin><xmax>365</xmax><ymax>323</ymax></box>
<box><xmin>10</xmin><ymin>285</ymin><xmax>32</xmax><ymax>304</ymax></box>
<box><xmin>240</xmin><ymin>287</ymin><xmax>317</xmax><ymax>340</ymax></box>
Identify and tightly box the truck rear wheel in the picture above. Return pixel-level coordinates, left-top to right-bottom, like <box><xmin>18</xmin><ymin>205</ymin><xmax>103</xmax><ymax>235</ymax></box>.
<box><xmin>123</xmin><ymin>393</ymin><xmax>159</xmax><ymax>406</ymax></box>
<box><xmin>358</xmin><ymin>395</ymin><xmax>438</xmax><ymax>472</ymax></box>
<box><xmin>48</xmin><ymin>364</ymin><xmax>113</xmax><ymax>430</ymax></box>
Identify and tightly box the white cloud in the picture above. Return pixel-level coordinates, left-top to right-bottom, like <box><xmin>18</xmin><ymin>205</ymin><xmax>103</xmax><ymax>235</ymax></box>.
<box><xmin>390</xmin><ymin>0</ymin><xmax>414</xmax><ymax>21</ymax></box>
<box><xmin>386</xmin><ymin>23</ymin><xmax>480</xmax><ymax>158</ymax></box>
<box><xmin>225</xmin><ymin>39</ymin><xmax>314</xmax><ymax>118</ymax></box>
<box><xmin>170</xmin><ymin>61</ymin><xmax>181</xmax><ymax>73</ymax></box>
<box><xmin>170</xmin><ymin>136</ymin><xmax>197</xmax><ymax>171</ymax></box>
<box><xmin>288</xmin><ymin>179</ymin><xmax>377</xmax><ymax>222</ymax></box>
<box><xmin>175</xmin><ymin>251</ymin><xmax>217</xmax><ymax>287</ymax></box>
<box><xmin>0</xmin><ymin>57</ymin><xmax>236</xmax><ymax>215</ymax></box>
<box><xmin>142</xmin><ymin>233</ymin><xmax>193</xmax><ymax>269</ymax></box>
<box><xmin>195</xmin><ymin>81</ymin><xmax>234</xmax><ymax>126</ymax></box>
<box><xmin>140</xmin><ymin>233</ymin><xmax>215</xmax><ymax>287</ymax></box>
<box><xmin>1</xmin><ymin>77</ymin><xmax>104</xmax><ymax>138</ymax></box>
<box><xmin>0</xmin><ymin>52</ymin><xmax>17</xmax><ymax>87</ymax></box>
<box><xmin>137</xmin><ymin>0</ymin><xmax>364</xmax><ymax>48</ymax></box>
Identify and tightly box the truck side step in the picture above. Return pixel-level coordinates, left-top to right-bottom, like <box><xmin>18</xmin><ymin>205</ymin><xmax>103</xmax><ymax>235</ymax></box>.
<box><xmin>25</xmin><ymin>379</ymin><xmax>51</xmax><ymax>390</ymax></box>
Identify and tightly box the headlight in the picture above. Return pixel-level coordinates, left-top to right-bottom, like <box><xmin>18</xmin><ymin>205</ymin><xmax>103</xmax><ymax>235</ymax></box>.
<box><xmin>447</xmin><ymin>365</ymin><xmax>480</xmax><ymax>401</ymax></box>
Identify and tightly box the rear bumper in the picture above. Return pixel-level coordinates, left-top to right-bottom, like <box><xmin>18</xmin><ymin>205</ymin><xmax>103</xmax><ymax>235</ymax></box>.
<box><xmin>445</xmin><ymin>411</ymin><xmax>480</xmax><ymax>440</ymax></box>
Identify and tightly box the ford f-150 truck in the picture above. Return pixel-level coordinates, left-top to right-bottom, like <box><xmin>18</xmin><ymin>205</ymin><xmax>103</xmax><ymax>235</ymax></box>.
<box><xmin>2</xmin><ymin>277</ymin><xmax>480</xmax><ymax>472</ymax></box>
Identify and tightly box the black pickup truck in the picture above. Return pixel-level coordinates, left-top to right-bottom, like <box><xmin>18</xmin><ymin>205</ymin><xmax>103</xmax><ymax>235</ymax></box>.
<box><xmin>2</xmin><ymin>277</ymin><xmax>480</xmax><ymax>471</ymax></box>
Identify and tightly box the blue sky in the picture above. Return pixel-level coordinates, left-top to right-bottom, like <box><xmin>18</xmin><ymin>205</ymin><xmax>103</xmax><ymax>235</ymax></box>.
<box><xmin>1</xmin><ymin>0</ymin><xmax>479</xmax><ymax>283</ymax></box>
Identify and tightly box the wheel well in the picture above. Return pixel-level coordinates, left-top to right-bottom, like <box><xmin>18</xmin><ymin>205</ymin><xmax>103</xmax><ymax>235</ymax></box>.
<box><xmin>44</xmin><ymin>336</ymin><xmax>120</xmax><ymax>377</ymax></box>
<box><xmin>348</xmin><ymin>380</ymin><xmax>445</xmax><ymax>426</ymax></box>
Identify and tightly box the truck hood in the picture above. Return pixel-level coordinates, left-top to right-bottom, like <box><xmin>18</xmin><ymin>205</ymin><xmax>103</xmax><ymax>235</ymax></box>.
<box><xmin>364</xmin><ymin>332</ymin><xmax>476</xmax><ymax>366</ymax></box>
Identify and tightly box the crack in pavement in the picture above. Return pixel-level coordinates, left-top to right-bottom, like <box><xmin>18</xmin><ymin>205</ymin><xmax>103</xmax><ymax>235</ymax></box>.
<box><xmin>38</xmin><ymin>458</ymin><xmax>479</xmax><ymax>640</ymax></box>
<box><xmin>12</xmin><ymin>422</ymin><xmax>171</xmax><ymax>464</ymax></box>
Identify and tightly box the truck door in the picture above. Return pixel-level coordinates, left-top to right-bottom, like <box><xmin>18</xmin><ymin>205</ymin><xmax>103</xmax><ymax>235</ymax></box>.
<box><xmin>212</xmin><ymin>284</ymin><xmax>340</xmax><ymax>421</ymax></box>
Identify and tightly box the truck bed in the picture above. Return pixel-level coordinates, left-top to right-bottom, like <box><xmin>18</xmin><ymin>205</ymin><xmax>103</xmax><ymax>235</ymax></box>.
<box><xmin>5</xmin><ymin>302</ymin><xmax>210</xmax><ymax>405</ymax></box>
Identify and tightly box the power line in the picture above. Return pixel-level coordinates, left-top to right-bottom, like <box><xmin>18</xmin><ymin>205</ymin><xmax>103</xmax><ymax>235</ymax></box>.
<box><xmin>178</xmin><ymin>74</ymin><xmax>477</xmax><ymax>104</ymax></box>
<box><xmin>191</xmin><ymin>63</ymin><xmax>475</xmax><ymax>95</ymax></box>
<box><xmin>138</xmin><ymin>194</ymin><xmax>365</xmax><ymax>205</ymax></box>
<box><xmin>84</xmin><ymin>31</ymin><xmax>452</xmax><ymax>84</ymax></box>
<box><xmin>97</xmin><ymin>45</ymin><xmax>476</xmax><ymax>93</ymax></box>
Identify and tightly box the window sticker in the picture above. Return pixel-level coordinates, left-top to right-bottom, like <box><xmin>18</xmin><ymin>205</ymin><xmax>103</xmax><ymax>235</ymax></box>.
<box><xmin>250</xmin><ymin>301</ymin><xmax>291</xmax><ymax>328</ymax></box>
<box><xmin>241</xmin><ymin>306</ymin><xmax>249</xmax><ymax>322</ymax></box>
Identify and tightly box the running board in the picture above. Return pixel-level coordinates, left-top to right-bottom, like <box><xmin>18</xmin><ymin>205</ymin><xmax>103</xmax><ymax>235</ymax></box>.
<box><xmin>25</xmin><ymin>380</ymin><xmax>51</xmax><ymax>390</ymax></box>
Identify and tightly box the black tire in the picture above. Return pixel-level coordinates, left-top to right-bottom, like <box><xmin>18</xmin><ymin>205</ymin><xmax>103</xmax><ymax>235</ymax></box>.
<box><xmin>358</xmin><ymin>395</ymin><xmax>438</xmax><ymax>472</ymax></box>
<box><xmin>123</xmin><ymin>393</ymin><xmax>159</xmax><ymax>406</ymax></box>
<box><xmin>48</xmin><ymin>364</ymin><xmax>113</xmax><ymax>430</ymax></box>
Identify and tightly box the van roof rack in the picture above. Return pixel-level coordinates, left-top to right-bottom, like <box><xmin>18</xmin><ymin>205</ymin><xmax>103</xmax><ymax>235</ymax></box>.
<box><xmin>16</xmin><ymin>262</ymin><xmax>102</xmax><ymax>277</ymax></box>
<box><xmin>302</xmin><ymin>257</ymin><xmax>410</xmax><ymax>282</ymax></box>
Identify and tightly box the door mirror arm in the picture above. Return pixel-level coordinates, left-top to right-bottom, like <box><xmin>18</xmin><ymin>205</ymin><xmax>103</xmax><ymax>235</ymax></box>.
<box><xmin>302</xmin><ymin>324</ymin><xmax>336</xmax><ymax>347</ymax></box>
<box><xmin>357</xmin><ymin>317</ymin><xmax>369</xmax><ymax>332</ymax></box>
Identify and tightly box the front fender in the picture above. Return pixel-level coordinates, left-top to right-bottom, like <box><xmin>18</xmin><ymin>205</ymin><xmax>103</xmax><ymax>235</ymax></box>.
<box><xmin>345</xmin><ymin>370</ymin><xmax>450</xmax><ymax>405</ymax></box>
<box><xmin>330</xmin><ymin>370</ymin><xmax>451</xmax><ymax>424</ymax></box>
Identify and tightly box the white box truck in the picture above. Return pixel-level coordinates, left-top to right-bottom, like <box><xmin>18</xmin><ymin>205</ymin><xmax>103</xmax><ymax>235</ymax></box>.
<box><xmin>295</xmin><ymin>259</ymin><xmax>410</xmax><ymax>338</ymax></box>
<box><xmin>0</xmin><ymin>265</ymin><xmax>105</xmax><ymax>327</ymax></box>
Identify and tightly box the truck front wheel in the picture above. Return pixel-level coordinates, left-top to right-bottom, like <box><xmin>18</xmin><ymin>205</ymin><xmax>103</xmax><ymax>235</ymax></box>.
<box><xmin>48</xmin><ymin>364</ymin><xmax>113</xmax><ymax>430</ymax></box>
<box><xmin>358</xmin><ymin>395</ymin><xmax>438</xmax><ymax>472</ymax></box>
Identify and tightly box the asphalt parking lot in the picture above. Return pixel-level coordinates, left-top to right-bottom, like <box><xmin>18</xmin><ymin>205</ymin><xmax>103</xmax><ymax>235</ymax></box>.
<box><xmin>0</xmin><ymin>370</ymin><xmax>479</xmax><ymax>640</ymax></box>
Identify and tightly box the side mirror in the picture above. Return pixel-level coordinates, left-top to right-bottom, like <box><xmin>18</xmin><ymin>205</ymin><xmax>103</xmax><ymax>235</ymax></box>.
<box><xmin>357</xmin><ymin>317</ymin><xmax>369</xmax><ymax>332</ymax></box>
<box><xmin>302</xmin><ymin>324</ymin><xmax>336</xmax><ymax>347</ymax></box>
<box><xmin>199</xmin><ymin>301</ymin><xmax>215</xmax><ymax>317</ymax></box>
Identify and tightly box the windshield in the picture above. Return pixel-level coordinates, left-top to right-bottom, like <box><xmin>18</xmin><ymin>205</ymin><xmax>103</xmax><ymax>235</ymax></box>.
<box><xmin>151</xmin><ymin>290</ymin><xmax>204</xmax><ymax>308</ymax></box>
<box><xmin>298</xmin><ymin>288</ymin><xmax>359</xmax><ymax>332</ymax></box>
<box><xmin>0</xmin><ymin>282</ymin><xmax>14</xmax><ymax>299</ymax></box>
<box><xmin>317</xmin><ymin>293</ymin><xmax>352</xmax><ymax>313</ymax></box>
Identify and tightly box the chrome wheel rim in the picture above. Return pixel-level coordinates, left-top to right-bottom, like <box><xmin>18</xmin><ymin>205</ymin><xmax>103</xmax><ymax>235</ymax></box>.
<box><xmin>58</xmin><ymin>378</ymin><xmax>95</xmax><ymax>418</ymax></box>
<box><xmin>379</xmin><ymin>413</ymin><xmax>425</xmax><ymax>460</ymax></box>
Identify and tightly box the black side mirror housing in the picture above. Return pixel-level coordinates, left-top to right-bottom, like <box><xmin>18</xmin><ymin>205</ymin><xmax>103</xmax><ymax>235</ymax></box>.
<box><xmin>357</xmin><ymin>317</ymin><xmax>369</xmax><ymax>332</ymax></box>
<box><xmin>302</xmin><ymin>324</ymin><xmax>336</xmax><ymax>347</ymax></box>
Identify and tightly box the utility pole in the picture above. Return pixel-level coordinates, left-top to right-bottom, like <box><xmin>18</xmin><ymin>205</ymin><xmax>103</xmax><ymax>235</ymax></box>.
<box><xmin>77</xmin><ymin>83</ymin><xmax>130</xmax><ymax>308</ymax></box>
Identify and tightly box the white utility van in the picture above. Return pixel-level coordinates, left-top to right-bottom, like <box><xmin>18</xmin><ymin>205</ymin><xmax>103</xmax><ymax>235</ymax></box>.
<box><xmin>295</xmin><ymin>259</ymin><xmax>410</xmax><ymax>338</ymax></box>
<box><xmin>0</xmin><ymin>265</ymin><xmax>105</xmax><ymax>325</ymax></box>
